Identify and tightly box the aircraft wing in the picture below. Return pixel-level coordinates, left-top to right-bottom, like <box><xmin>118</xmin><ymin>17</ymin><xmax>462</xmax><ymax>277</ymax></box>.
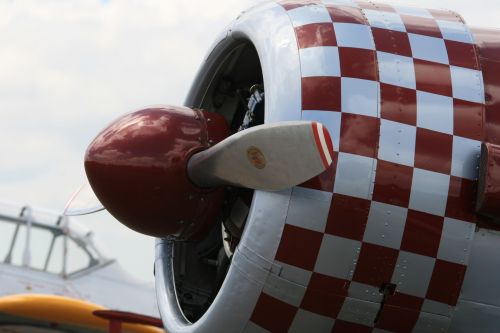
<box><xmin>0</xmin><ymin>294</ymin><xmax>164</xmax><ymax>333</ymax></box>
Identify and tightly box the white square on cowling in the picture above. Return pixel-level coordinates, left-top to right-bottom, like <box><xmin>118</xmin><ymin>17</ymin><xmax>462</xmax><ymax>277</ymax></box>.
<box><xmin>300</xmin><ymin>46</ymin><xmax>340</xmax><ymax>77</ymax></box>
<box><xmin>391</xmin><ymin>251</ymin><xmax>435</xmax><ymax>297</ymax></box>
<box><xmin>348</xmin><ymin>281</ymin><xmax>383</xmax><ymax>303</ymax></box>
<box><xmin>288</xmin><ymin>309</ymin><xmax>335</xmax><ymax>333</ymax></box>
<box><xmin>323</xmin><ymin>0</ymin><xmax>360</xmax><ymax>7</ymax></box>
<box><xmin>421</xmin><ymin>299</ymin><xmax>453</xmax><ymax>317</ymax></box>
<box><xmin>334</xmin><ymin>23</ymin><xmax>375</xmax><ymax>50</ymax></box>
<box><xmin>244</xmin><ymin>322</ymin><xmax>271</xmax><ymax>333</ymax></box>
<box><xmin>451</xmin><ymin>136</ymin><xmax>481</xmax><ymax>180</ymax></box>
<box><xmin>450</xmin><ymin>66</ymin><xmax>485</xmax><ymax>104</ymax></box>
<box><xmin>302</xmin><ymin>110</ymin><xmax>341</xmax><ymax>151</ymax></box>
<box><xmin>409</xmin><ymin>168</ymin><xmax>450</xmax><ymax>217</ymax></box>
<box><xmin>276</xmin><ymin>260</ymin><xmax>313</xmax><ymax>286</ymax></box>
<box><xmin>341</xmin><ymin>77</ymin><xmax>379</xmax><ymax>118</ymax></box>
<box><xmin>287</xmin><ymin>4</ymin><xmax>332</xmax><ymax>27</ymax></box>
<box><xmin>377</xmin><ymin>51</ymin><xmax>416</xmax><ymax>90</ymax></box>
<box><xmin>393</xmin><ymin>5</ymin><xmax>433</xmax><ymax>19</ymax></box>
<box><xmin>412</xmin><ymin>311</ymin><xmax>451</xmax><ymax>333</ymax></box>
<box><xmin>363</xmin><ymin>201</ymin><xmax>408</xmax><ymax>249</ymax></box>
<box><xmin>314</xmin><ymin>234</ymin><xmax>360</xmax><ymax>279</ymax></box>
<box><xmin>262</xmin><ymin>274</ymin><xmax>306</xmax><ymax>307</ymax></box>
<box><xmin>437</xmin><ymin>218</ymin><xmax>475</xmax><ymax>265</ymax></box>
<box><xmin>416</xmin><ymin>91</ymin><xmax>454</xmax><ymax>134</ymax></box>
<box><xmin>364</xmin><ymin>9</ymin><xmax>406</xmax><ymax>32</ymax></box>
<box><xmin>437</xmin><ymin>20</ymin><xmax>473</xmax><ymax>44</ymax></box>
<box><xmin>378</xmin><ymin>119</ymin><xmax>416</xmax><ymax>167</ymax></box>
<box><xmin>334</xmin><ymin>152</ymin><xmax>377</xmax><ymax>200</ymax></box>
<box><xmin>337</xmin><ymin>297</ymin><xmax>379</xmax><ymax>327</ymax></box>
<box><xmin>286</xmin><ymin>187</ymin><xmax>332</xmax><ymax>233</ymax></box>
<box><xmin>409</xmin><ymin>33</ymin><xmax>449</xmax><ymax>65</ymax></box>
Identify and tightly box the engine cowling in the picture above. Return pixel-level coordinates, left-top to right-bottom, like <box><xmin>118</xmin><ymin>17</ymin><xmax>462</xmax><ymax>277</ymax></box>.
<box><xmin>84</xmin><ymin>1</ymin><xmax>500</xmax><ymax>332</ymax></box>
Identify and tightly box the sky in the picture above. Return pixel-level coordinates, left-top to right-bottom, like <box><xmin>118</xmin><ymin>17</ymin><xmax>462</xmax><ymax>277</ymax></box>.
<box><xmin>0</xmin><ymin>0</ymin><xmax>498</xmax><ymax>283</ymax></box>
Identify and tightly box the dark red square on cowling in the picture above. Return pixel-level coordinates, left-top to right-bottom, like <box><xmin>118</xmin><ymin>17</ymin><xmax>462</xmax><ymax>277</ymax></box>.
<box><xmin>310</xmin><ymin>272</ymin><xmax>350</xmax><ymax>296</ymax></box>
<box><xmin>380</xmin><ymin>83</ymin><xmax>417</xmax><ymax>126</ymax></box>
<box><xmin>339</xmin><ymin>47</ymin><xmax>378</xmax><ymax>81</ymax></box>
<box><xmin>373</xmin><ymin>160</ymin><xmax>413</xmax><ymax>208</ymax></box>
<box><xmin>278</xmin><ymin>0</ymin><xmax>321</xmax><ymax>11</ymax></box>
<box><xmin>426</xmin><ymin>259</ymin><xmax>467</xmax><ymax>306</ymax></box>
<box><xmin>375</xmin><ymin>304</ymin><xmax>420</xmax><ymax>333</ymax></box>
<box><xmin>401</xmin><ymin>14</ymin><xmax>443</xmax><ymax>39</ymax></box>
<box><xmin>325</xmin><ymin>194</ymin><xmax>371</xmax><ymax>240</ymax></box>
<box><xmin>414</xmin><ymin>59</ymin><xmax>452</xmax><ymax>97</ymax></box>
<box><xmin>332</xmin><ymin>320</ymin><xmax>373</xmax><ymax>333</ymax></box>
<box><xmin>385</xmin><ymin>291</ymin><xmax>424</xmax><ymax>311</ymax></box>
<box><xmin>372</xmin><ymin>27</ymin><xmax>412</xmax><ymax>57</ymax></box>
<box><xmin>275</xmin><ymin>224</ymin><xmax>323</xmax><ymax>271</ymax></box>
<box><xmin>296</xmin><ymin>23</ymin><xmax>337</xmax><ymax>49</ymax></box>
<box><xmin>429</xmin><ymin>9</ymin><xmax>463</xmax><ymax>23</ymax></box>
<box><xmin>446</xmin><ymin>176</ymin><xmax>476</xmax><ymax>222</ymax></box>
<box><xmin>415</xmin><ymin>127</ymin><xmax>453</xmax><ymax>175</ymax></box>
<box><xmin>481</xmin><ymin>60</ymin><xmax>500</xmax><ymax>144</ymax></box>
<box><xmin>327</xmin><ymin>5</ymin><xmax>366</xmax><ymax>24</ymax></box>
<box><xmin>300</xmin><ymin>273</ymin><xmax>348</xmax><ymax>317</ymax></box>
<box><xmin>339</xmin><ymin>113</ymin><xmax>380</xmax><ymax>158</ymax></box>
<box><xmin>401</xmin><ymin>210</ymin><xmax>444</xmax><ymax>258</ymax></box>
<box><xmin>352</xmin><ymin>242</ymin><xmax>399</xmax><ymax>287</ymax></box>
<box><xmin>453</xmin><ymin>99</ymin><xmax>483</xmax><ymax>141</ymax></box>
<box><xmin>302</xmin><ymin>76</ymin><xmax>341</xmax><ymax>111</ymax></box>
<box><xmin>357</xmin><ymin>1</ymin><xmax>396</xmax><ymax>12</ymax></box>
<box><xmin>300</xmin><ymin>154</ymin><xmax>337</xmax><ymax>192</ymax></box>
<box><xmin>250</xmin><ymin>293</ymin><xmax>297</xmax><ymax>333</ymax></box>
<box><xmin>446</xmin><ymin>40</ymin><xmax>479</xmax><ymax>70</ymax></box>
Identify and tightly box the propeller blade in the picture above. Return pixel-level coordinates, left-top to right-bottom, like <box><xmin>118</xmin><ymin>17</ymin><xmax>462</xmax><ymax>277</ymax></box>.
<box><xmin>187</xmin><ymin>121</ymin><xmax>334</xmax><ymax>191</ymax></box>
<box><xmin>63</xmin><ymin>182</ymin><xmax>105</xmax><ymax>216</ymax></box>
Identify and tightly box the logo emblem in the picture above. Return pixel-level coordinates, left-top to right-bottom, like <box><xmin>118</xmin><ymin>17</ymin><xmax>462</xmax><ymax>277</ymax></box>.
<box><xmin>246</xmin><ymin>146</ymin><xmax>266</xmax><ymax>169</ymax></box>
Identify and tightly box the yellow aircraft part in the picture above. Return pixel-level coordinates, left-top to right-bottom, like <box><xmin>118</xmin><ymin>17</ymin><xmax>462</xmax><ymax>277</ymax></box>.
<box><xmin>0</xmin><ymin>294</ymin><xmax>164</xmax><ymax>333</ymax></box>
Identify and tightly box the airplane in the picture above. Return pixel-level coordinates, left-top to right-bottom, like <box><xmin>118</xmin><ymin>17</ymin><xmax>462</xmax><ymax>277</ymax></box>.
<box><xmin>0</xmin><ymin>201</ymin><xmax>163</xmax><ymax>333</ymax></box>
<box><xmin>66</xmin><ymin>0</ymin><xmax>500</xmax><ymax>332</ymax></box>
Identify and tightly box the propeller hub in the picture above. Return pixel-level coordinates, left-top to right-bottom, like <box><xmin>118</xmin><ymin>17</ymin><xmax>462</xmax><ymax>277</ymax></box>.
<box><xmin>84</xmin><ymin>106</ymin><xmax>229</xmax><ymax>239</ymax></box>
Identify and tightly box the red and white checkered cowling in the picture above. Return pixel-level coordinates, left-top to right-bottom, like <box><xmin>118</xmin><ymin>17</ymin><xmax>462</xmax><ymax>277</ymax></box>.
<box><xmin>242</xmin><ymin>1</ymin><xmax>498</xmax><ymax>332</ymax></box>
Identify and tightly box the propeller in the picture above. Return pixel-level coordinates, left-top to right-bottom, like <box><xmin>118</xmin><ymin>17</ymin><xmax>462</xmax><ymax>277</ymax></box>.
<box><xmin>80</xmin><ymin>106</ymin><xmax>334</xmax><ymax>240</ymax></box>
<box><xmin>188</xmin><ymin>121</ymin><xmax>333</xmax><ymax>191</ymax></box>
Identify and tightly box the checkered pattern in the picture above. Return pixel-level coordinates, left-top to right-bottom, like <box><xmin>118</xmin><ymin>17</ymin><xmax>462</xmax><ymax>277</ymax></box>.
<box><xmin>248</xmin><ymin>1</ymin><xmax>483</xmax><ymax>332</ymax></box>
